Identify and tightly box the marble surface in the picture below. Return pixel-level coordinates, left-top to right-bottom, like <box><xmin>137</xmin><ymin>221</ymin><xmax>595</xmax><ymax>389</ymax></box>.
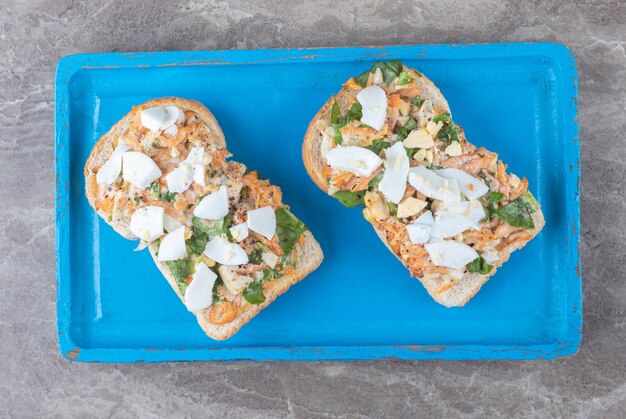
<box><xmin>1</xmin><ymin>0</ymin><xmax>625</xmax><ymax>417</ymax></box>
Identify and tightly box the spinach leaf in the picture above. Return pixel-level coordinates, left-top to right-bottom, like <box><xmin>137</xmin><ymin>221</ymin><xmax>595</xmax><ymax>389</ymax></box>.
<box><xmin>275</xmin><ymin>207</ymin><xmax>308</xmax><ymax>255</ymax></box>
<box><xmin>411</xmin><ymin>96</ymin><xmax>424</xmax><ymax>107</ymax></box>
<box><xmin>192</xmin><ymin>214</ymin><xmax>234</xmax><ymax>240</ymax></box>
<box><xmin>161</xmin><ymin>190</ymin><xmax>177</xmax><ymax>203</ymax></box>
<box><xmin>333</xmin><ymin>190</ymin><xmax>366</xmax><ymax>207</ymax></box>
<box><xmin>495</xmin><ymin>198</ymin><xmax>535</xmax><ymax>230</ymax></box>
<box><xmin>397</xmin><ymin>71</ymin><xmax>413</xmax><ymax>85</ymax></box>
<box><xmin>332</xmin><ymin>124</ymin><xmax>343</xmax><ymax>145</ymax></box>
<box><xmin>165</xmin><ymin>259</ymin><xmax>194</xmax><ymax>294</ymax></box>
<box><xmin>248</xmin><ymin>249</ymin><xmax>263</xmax><ymax>265</ymax></box>
<box><xmin>366</xmin><ymin>138</ymin><xmax>391</xmax><ymax>155</ymax></box>
<box><xmin>330</xmin><ymin>98</ymin><xmax>341</xmax><ymax>124</ymax></box>
<box><xmin>212</xmin><ymin>276</ymin><xmax>223</xmax><ymax>305</ymax></box>
<box><xmin>368</xmin><ymin>172</ymin><xmax>384</xmax><ymax>189</ymax></box>
<box><xmin>519</xmin><ymin>191</ymin><xmax>540</xmax><ymax>213</ymax></box>
<box><xmin>484</xmin><ymin>191</ymin><xmax>507</xmax><ymax>211</ymax></box>
<box><xmin>396</xmin><ymin>117</ymin><xmax>418</xmax><ymax>142</ymax></box>
<box><xmin>344</xmin><ymin>103</ymin><xmax>363</xmax><ymax>123</ymax></box>
<box><xmin>243</xmin><ymin>280</ymin><xmax>266</xmax><ymax>305</ymax></box>
<box><xmin>149</xmin><ymin>182</ymin><xmax>161</xmax><ymax>199</ymax></box>
<box><xmin>467</xmin><ymin>256</ymin><xmax>493</xmax><ymax>274</ymax></box>
<box><xmin>405</xmin><ymin>147</ymin><xmax>417</xmax><ymax>159</ymax></box>
<box><xmin>432</xmin><ymin>112</ymin><xmax>460</xmax><ymax>142</ymax></box>
<box><xmin>354</xmin><ymin>60</ymin><xmax>403</xmax><ymax>87</ymax></box>
<box><xmin>262</xmin><ymin>268</ymin><xmax>279</xmax><ymax>281</ymax></box>
<box><xmin>186</xmin><ymin>228</ymin><xmax>208</xmax><ymax>256</ymax></box>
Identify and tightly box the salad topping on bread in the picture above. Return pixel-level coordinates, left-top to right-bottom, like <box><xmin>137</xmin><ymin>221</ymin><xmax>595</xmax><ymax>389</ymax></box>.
<box><xmin>86</xmin><ymin>98</ymin><xmax>323</xmax><ymax>339</ymax></box>
<box><xmin>303</xmin><ymin>61</ymin><xmax>543</xmax><ymax>306</ymax></box>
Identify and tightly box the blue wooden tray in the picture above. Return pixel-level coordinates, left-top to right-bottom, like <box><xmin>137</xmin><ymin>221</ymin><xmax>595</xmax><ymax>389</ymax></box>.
<box><xmin>55</xmin><ymin>43</ymin><xmax>581</xmax><ymax>362</ymax></box>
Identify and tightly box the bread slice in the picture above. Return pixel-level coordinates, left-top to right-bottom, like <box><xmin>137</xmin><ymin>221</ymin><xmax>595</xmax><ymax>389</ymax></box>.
<box><xmin>303</xmin><ymin>65</ymin><xmax>544</xmax><ymax>307</ymax></box>
<box><xmin>86</xmin><ymin>97</ymin><xmax>323</xmax><ymax>340</ymax></box>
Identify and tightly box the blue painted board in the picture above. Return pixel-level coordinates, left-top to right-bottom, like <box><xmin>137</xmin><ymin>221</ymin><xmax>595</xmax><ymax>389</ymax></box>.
<box><xmin>55</xmin><ymin>43</ymin><xmax>581</xmax><ymax>362</ymax></box>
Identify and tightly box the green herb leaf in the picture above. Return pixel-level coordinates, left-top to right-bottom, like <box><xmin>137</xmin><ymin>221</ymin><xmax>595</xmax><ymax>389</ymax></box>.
<box><xmin>186</xmin><ymin>228</ymin><xmax>208</xmax><ymax>256</ymax></box>
<box><xmin>519</xmin><ymin>191</ymin><xmax>540</xmax><ymax>213</ymax></box>
<box><xmin>366</xmin><ymin>138</ymin><xmax>392</xmax><ymax>155</ymax></box>
<box><xmin>133</xmin><ymin>196</ymin><xmax>141</xmax><ymax>205</ymax></box>
<box><xmin>467</xmin><ymin>256</ymin><xmax>493</xmax><ymax>274</ymax></box>
<box><xmin>161</xmin><ymin>190</ymin><xmax>177</xmax><ymax>203</ymax></box>
<box><xmin>248</xmin><ymin>249</ymin><xmax>263</xmax><ymax>265</ymax></box>
<box><xmin>333</xmin><ymin>190</ymin><xmax>366</xmax><ymax>207</ymax></box>
<box><xmin>243</xmin><ymin>280</ymin><xmax>266</xmax><ymax>305</ymax></box>
<box><xmin>432</xmin><ymin>112</ymin><xmax>460</xmax><ymax>142</ymax></box>
<box><xmin>164</xmin><ymin>259</ymin><xmax>194</xmax><ymax>294</ymax></box>
<box><xmin>332</xmin><ymin>123</ymin><xmax>343</xmax><ymax>145</ymax></box>
<box><xmin>396</xmin><ymin>117</ymin><xmax>418</xmax><ymax>142</ymax></box>
<box><xmin>262</xmin><ymin>268</ymin><xmax>279</xmax><ymax>281</ymax></box>
<box><xmin>495</xmin><ymin>198</ymin><xmax>535</xmax><ymax>230</ymax></box>
<box><xmin>344</xmin><ymin>103</ymin><xmax>363</xmax><ymax>123</ymax></box>
<box><xmin>368</xmin><ymin>172</ymin><xmax>384</xmax><ymax>189</ymax></box>
<box><xmin>330</xmin><ymin>98</ymin><xmax>341</xmax><ymax>124</ymax></box>
<box><xmin>405</xmin><ymin>147</ymin><xmax>417</xmax><ymax>159</ymax></box>
<box><xmin>275</xmin><ymin>207</ymin><xmax>308</xmax><ymax>255</ymax></box>
<box><xmin>149</xmin><ymin>182</ymin><xmax>161</xmax><ymax>199</ymax></box>
<box><xmin>192</xmin><ymin>214</ymin><xmax>234</xmax><ymax>240</ymax></box>
<box><xmin>397</xmin><ymin>71</ymin><xmax>413</xmax><ymax>85</ymax></box>
<box><xmin>354</xmin><ymin>60</ymin><xmax>403</xmax><ymax>87</ymax></box>
<box><xmin>411</xmin><ymin>97</ymin><xmax>424</xmax><ymax>107</ymax></box>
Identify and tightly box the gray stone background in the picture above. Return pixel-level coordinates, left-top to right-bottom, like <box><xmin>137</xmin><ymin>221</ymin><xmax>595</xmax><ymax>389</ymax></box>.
<box><xmin>1</xmin><ymin>0</ymin><xmax>624</xmax><ymax>417</ymax></box>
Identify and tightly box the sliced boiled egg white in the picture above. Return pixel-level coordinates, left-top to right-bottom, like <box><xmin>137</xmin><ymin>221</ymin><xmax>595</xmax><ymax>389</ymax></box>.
<box><xmin>406</xmin><ymin>223</ymin><xmax>433</xmax><ymax>245</ymax></box>
<box><xmin>129</xmin><ymin>206</ymin><xmax>164</xmax><ymax>243</ymax></box>
<box><xmin>157</xmin><ymin>225</ymin><xmax>187</xmax><ymax>262</ymax></box>
<box><xmin>406</xmin><ymin>210</ymin><xmax>436</xmax><ymax>244</ymax></box>
<box><xmin>324</xmin><ymin>146</ymin><xmax>383</xmax><ymax>177</ymax></box>
<box><xmin>431</xmin><ymin>211</ymin><xmax>479</xmax><ymax>239</ymax></box>
<box><xmin>122</xmin><ymin>151</ymin><xmax>163</xmax><ymax>189</ymax></box>
<box><xmin>440</xmin><ymin>200</ymin><xmax>486</xmax><ymax>225</ymax></box>
<box><xmin>192</xmin><ymin>164</ymin><xmax>205</xmax><ymax>186</ymax></box>
<box><xmin>229</xmin><ymin>223</ymin><xmax>249</xmax><ymax>242</ymax></box>
<box><xmin>140</xmin><ymin>107</ymin><xmax>167</xmax><ymax>132</ymax></box>
<box><xmin>356</xmin><ymin>85</ymin><xmax>387</xmax><ymax>131</ymax></box>
<box><xmin>140</xmin><ymin>106</ymin><xmax>182</xmax><ymax>132</ymax></box>
<box><xmin>166</xmin><ymin>147</ymin><xmax>207</xmax><ymax>193</ymax></box>
<box><xmin>415</xmin><ymin>210</ymin><xmax>435</xmax><ymax>225</ymax></box>
<box><xmin>96</xmin><ymin>142</ymin><xmax>131</xmax><ymax>185</ymax></box>
<box><xmin>424</xmin><ymin>240</ymin><xmax>479</xmax><ymax>270</ymax></box>
<box><xmin>203</xmin><ymin>236</ymin><xmax>249</xmax><ymax>265</ymax></box>
<box><xmin>194</xmin><ymin>185</ymin><xmax>229</xmax><ymax>220</ymax></box>
<box><xmin>184</xmin><ymin>262</ymin><xmax>217</xmax><ymax>312</ymax></box>
<box><xmin>166</xmin><ymin>161</ymin><xmax>194</xmax><ymax>193</ymax></box>
<box><xmin>408</xmin><ymin>166</ymin><xmax>461</xmax><ymax>202</ymax></box>
<box><xmin>247</xmin><ymin>206</ymin><xmax>276</xmax><ymax>240</ymax></box>
<box><xmin>378</xmin><ymin>142</ymin><xmax>409</xmax><ymax>204</ymax></box>
<box><xmin>163</xmin><ymin>213</ymin><xmax>183</xmax><ymax>233</ymax></box>
<box><xmin>436</xmin><ymin>168</ymin><xmax>489</xmax><ymax>200</ymax></box>
<box><xmin>162</xmin><ymin>106</ymin><xmax>182</xmax><ymax>128</ymax></box>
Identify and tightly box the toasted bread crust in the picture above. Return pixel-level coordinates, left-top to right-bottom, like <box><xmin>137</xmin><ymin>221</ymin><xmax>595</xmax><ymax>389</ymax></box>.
<box><xmin>302</xmin><ymin>68</ymin><xmax>543</xmax><ymax>307</ymax></box>
<box><xmin>86</xmin><ymin>98</ymin><xmax>323</xmax><ymax>339</ymax></box>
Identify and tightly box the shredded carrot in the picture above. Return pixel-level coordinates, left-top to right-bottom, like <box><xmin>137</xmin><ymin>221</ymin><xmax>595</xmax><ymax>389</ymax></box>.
<box><xmin>496</xmin><ymin>231</ymin><xmax>533</xmax><ymax>251</ymax></box>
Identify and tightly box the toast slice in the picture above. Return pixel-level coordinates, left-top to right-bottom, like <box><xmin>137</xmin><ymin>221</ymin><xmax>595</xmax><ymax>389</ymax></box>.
<box><xmin>85</xmin><ymin>97</ymin><xmax>323</xmax><ymax>340</ymax></box>
<box><xmin>303</xmin><ymin>62</ymin><xmax>544</xmax><ymax>307</ymax></box>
